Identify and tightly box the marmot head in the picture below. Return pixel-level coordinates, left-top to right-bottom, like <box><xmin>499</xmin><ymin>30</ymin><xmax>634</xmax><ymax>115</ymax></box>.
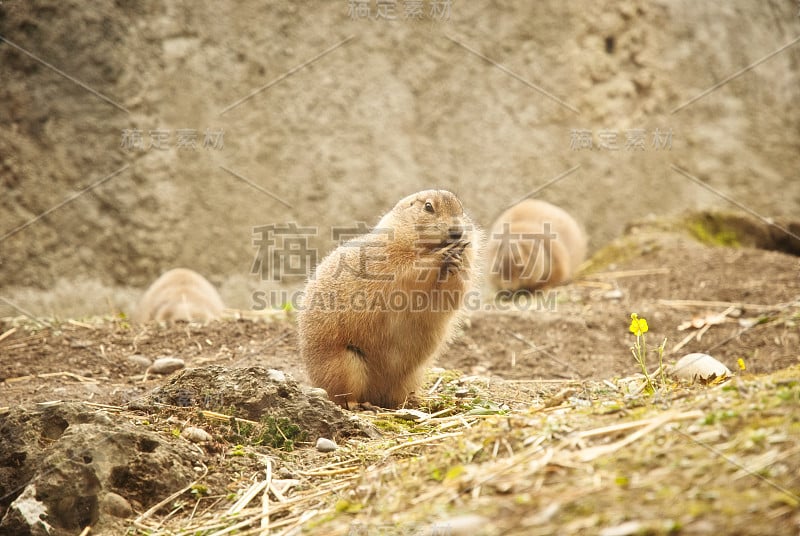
<box><xmin>380</xmin><ymin>189</ymin><xmax>472</xmax><ymax>254</ymax></box>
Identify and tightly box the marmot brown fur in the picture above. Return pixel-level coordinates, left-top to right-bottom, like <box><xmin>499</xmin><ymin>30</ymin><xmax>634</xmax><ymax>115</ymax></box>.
<box><xmin>298</xmin><ymin>190</ymin><xmax>480</xmax><ymax>409</ymax></box>
<box><xmin>486</xmin><ymin>199</ymin><xmax>586</xmax><ymax>291</ymax></box>
<box><xmin>134</xmin><ymin>268</ymin><xmax>225</xmax><ymax>324</ymax></box>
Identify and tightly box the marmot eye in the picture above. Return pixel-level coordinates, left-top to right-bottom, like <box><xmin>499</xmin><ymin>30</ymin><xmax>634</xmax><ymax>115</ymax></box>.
<box><xmin>424</xmin><ymin>201</ymin><xmax>435</xmax><ymax>213</ymax></box>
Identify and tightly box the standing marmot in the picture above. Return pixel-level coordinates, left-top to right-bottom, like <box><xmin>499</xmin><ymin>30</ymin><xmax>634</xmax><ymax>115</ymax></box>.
<box><xmin>486</xmin><ymin>199</ymin><xmax>586</xmax><ymax>291</ymax></box>
<box><xmin>133</xmin><ymin>268</ymin><xmax>225</xmax><ymax>324</ymax></box>
<box><xmin>298</xmin><ymin>190</ymin><xmax>480</xmax><ymax>409</ymax></box>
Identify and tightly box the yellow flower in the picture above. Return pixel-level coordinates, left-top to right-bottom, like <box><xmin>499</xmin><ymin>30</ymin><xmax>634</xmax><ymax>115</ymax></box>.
<box><xmin>629</xmin><ymin>313</ymin><xmax>649</xmax><ymax>336</ymax></box>
<box><xmin>737</xmin><ymin>358</ymin><xmax>746</xmax><ymax>371</ymax></box>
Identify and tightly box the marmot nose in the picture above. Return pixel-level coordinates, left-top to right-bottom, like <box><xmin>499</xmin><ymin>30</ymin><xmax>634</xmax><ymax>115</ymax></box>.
<box><xmin>448</xmin><ymin>227</ymin><xmax>463</xmax><ymax>242</ymax></box>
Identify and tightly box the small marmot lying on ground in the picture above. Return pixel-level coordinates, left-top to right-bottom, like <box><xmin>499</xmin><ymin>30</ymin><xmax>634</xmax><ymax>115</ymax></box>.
<box><xmin>298</xmin><ymin>190</ymin><xmax>480</xmax><ymax>409</ymax></box>
<box><xmin>486</xmin><ymin>199</ymin><xmax>586</xmax><ymax>291</ymax></box>
<box><xmin>133</xmin><ymin>268</ymin><xmax>225</xmax><ymax>324</ymax></box>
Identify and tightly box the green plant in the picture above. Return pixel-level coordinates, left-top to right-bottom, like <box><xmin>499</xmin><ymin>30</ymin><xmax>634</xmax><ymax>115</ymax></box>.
<box><xmin>257</xmin><ymin>416</ymin><xmax>305</xmax><ymax>451</ymax></box>
<box><xmin>190</xmin><ymin>484</ymin><xmax>209</xmax><ymax>497</ymax></box>
<box><xmin>629</xmin><ymin>313</ymin><xmax>667</xmax><ymax>394</ymax></box>
<box><xmin>687</xmin><ymin>220</ymin><xmax>740</xmax><ymax>247</ymax></box>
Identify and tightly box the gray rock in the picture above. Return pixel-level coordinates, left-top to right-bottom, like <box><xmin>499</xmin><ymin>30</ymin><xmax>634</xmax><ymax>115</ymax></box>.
<box><xmin>0</xmin><ymin>402</ymin><xmax>198</xmax><ymax>535</ymax></box>
<box><xmin>315</xmin><ymin>437</ymin><xmax>337</xmax><ymax>452</ymax></box>
<box><xmin>149</xmin><ymin>357</ymin><xmax>185</xmax><ymax>375</ymax></box>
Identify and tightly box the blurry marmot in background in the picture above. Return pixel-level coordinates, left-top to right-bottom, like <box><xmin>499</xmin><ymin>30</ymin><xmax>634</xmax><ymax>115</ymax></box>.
<box><xmin>134</xmin><ymin>268</ymin><xmax>225</xmax><ymax>324</ymax></box>
<box><xmin>486</xmin><ymin>199</ymin><xmax>586</xmax><ymax>291</ymax></box>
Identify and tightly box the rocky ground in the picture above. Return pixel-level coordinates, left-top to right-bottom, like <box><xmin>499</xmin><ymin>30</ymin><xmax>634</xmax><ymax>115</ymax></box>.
<box><xmin>1</xmin><ymin>223</ymin><xmax>798</xmax><ymax>535</ymax></box>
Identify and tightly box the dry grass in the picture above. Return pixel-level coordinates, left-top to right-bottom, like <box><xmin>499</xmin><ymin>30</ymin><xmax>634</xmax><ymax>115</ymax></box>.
<box><xmin>2</xmin><ymin>302</ymin><xmax>798</xmax><ymax>535</ymax></box>
<box><xmin>127</xmin><ymin>365</ymin><xmax>800</xmax><ymax>536</ymax></box>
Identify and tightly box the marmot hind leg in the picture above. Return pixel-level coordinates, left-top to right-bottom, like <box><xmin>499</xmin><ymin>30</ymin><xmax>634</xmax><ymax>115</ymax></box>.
<box><xmin>315</xmin><ymin>346</ymin><xmax>370</xmax><ymax>408</ymax></box>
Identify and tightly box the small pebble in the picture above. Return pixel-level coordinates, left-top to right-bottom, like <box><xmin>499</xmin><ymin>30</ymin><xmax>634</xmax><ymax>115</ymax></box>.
<box><xmin>672</xmin><ymin>353</ymin><xmax>731</xmax><ymax>382</ymax></box>
<box><xmin>149</xmin><ymin>357</ymin><xmax>185</xmax><ymax>375</ymax></box>
<box><xmin>102</xmin><ymin>492</ymin><xmax>133</xmax><ymax>518</ymax></box>
<box><xmin>315</xmin><ymin>437</ymin><xmax>337</xmax><ymax>452</ymax></box>
<box><xmin>602</xmin><ymin>289</ymin><xmax>624</xmax><ymax>300</ymax></box>
<box><xmin>277</xmin><ymin>467</ymin><xmax>296</xmax><ymax>479</ymax></box>
<box><xmin>182</xmin><ymin>426</ymin><xmax>213</xmax><ymax>443</ymax></box>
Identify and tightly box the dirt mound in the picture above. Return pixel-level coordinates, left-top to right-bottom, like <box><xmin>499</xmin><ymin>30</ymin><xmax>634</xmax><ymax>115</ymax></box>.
<box><xmin>135</xmin><ymin>365</ymin><xmax>376</xmax><ymax>440</ymax></box>
<box><xmin>0</xmin><ymin>402</ymin><xmax>200</xmax><ymax>535</ymax></box>
<box><xmin>0</xmin><ymin>367</ymin><xmax>376</xmax><ymax>535</ymax></box>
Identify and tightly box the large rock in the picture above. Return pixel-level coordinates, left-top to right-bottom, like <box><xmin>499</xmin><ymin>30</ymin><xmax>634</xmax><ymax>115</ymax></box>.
<box><xmin>0</xmin><ymin>403</ymin><xmax>200</xmax><ymax>535</ymax></box>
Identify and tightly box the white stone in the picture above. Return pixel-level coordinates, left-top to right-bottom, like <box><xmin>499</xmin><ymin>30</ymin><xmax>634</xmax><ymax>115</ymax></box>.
<box><xmin>9</xmin><ymin>485</ymin><xmax>54</xmax><ymax>533</ymax></box>
<box><xmin>182</xmin><ymin>426</ymin><xmax>213</xmax><ymax>443</ymax></box>
<box><xmin>149</xmin><ymin>357</ymin><xmax>185</xmax><ymax>375</ymax></box>
<box><xmin>315</xmin><ymin>437</ymin><xmax>337</xmax><ymax>452</ymax></box>
<box><xmin>267</xmin><ymin>369</ymin><xmax>286</xmax><ymax>382</ymax></box>
<box><xmin>672</xmin><ymin>353</ymin><xmax>731</xmax><ymax>382</ymax></box>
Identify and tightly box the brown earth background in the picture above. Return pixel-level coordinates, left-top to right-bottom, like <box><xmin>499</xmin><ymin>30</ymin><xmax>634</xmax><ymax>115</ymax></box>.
<box><xmin>1</xmin><ymin>3</ymin><xmax>800</xmax><ymax>535</ymax></box>
<box><xmin>1</xmin><ymin>0</ymin><xmax>799</xmax><ymax>317</ymax></box>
